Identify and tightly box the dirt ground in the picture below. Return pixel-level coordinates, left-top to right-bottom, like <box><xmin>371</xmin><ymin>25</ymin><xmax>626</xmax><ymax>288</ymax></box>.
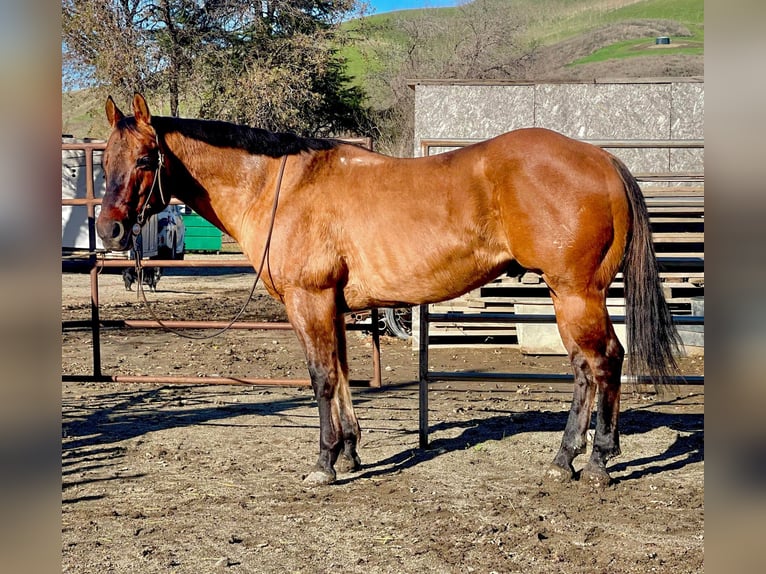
<box><xmin>62</xmin><ymin>262</ymin><xmax>704</xmax><ymax>573</ymax></box>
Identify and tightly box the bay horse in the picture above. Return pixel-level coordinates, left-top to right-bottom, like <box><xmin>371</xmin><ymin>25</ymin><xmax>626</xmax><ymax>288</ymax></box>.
<box><xmin>97</xmin><ymin>93</ymin><xmax>679</xmax><ymax>487</ymax></box>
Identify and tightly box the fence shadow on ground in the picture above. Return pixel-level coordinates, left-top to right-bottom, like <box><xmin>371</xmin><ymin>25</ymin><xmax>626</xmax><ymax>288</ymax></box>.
<box><xmin>61</xmin><ymin>385</ymin><xmax>703</xmax><ymax>495</ymax></box>
<box><xmin>343</xmin><ymin>405</ymin><xmax>703</xmax><ymax>485</ymax></box>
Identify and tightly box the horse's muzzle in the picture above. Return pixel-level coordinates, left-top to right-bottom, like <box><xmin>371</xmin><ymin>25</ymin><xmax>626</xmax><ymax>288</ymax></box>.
<box><xmin>96</xmin><ymin>217</ymin><xmax>130</xmax><ymax>251</ymax></box>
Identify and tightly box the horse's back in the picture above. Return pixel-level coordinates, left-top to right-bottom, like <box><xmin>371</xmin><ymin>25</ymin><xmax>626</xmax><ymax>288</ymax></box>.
<box><xmin>282</xmin><ymin>128</ymin><xmax>630</xmax><ymax>308</ymax></box>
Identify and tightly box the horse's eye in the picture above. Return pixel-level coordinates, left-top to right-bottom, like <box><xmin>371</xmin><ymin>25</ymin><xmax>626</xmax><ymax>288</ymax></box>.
<box><xmin>136</xmin><ymin>155</ymin><xmax>155</xmax><ymax>170</ymax></box>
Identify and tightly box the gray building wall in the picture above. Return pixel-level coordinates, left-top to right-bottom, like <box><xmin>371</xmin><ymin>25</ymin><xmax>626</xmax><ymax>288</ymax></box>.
<box><xmin>409</xmin><ymin>79</ymin><xmax>704</xmax><ymax>352</ymax></box>
<box><xmin>412</xmin><ymin>78</ymin><xmax>704</xmax><ymax>175</ymax></box>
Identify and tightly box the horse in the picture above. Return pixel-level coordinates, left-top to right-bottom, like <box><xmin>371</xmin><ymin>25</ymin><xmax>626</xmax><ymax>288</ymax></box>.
<box><xmin>96</xmin><ymin>93</ymin><xmax>679</xmax><ymax>487</ymax></box>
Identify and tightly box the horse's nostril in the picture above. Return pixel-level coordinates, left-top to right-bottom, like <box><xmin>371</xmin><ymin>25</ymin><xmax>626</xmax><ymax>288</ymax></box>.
<box><xmin>110</xmin><ymin>221</ymin><xmax>124</xmax><ymax>240</ymax></box>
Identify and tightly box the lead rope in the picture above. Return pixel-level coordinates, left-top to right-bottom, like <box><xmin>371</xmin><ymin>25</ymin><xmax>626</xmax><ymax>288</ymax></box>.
<box><xmin>135</xmin><ymin>150</ymin><xmax>166</xmax><ymax>231</ymax></box>
<box><xmin>131</xmin><ymin>154</ymin><xmax>288</xmax><ymax>340</ymax></box>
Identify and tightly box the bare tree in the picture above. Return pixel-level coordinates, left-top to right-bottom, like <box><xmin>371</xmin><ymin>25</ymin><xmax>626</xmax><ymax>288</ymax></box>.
<box><xmin>63</xmin><ymin>0</ymin><xmax>150</xmax><ymax>99</ymax></box>
<box><xmin>441</xmin><ymin>0</ymin><xmax>538</xmax><ymax>79</ymax></box>
<box><xmin>361</xmin><ymin>0</ymin><xmax>538</xmax><ymax>155</ymax></box>
<box><xmin>62</xmin><ymin>0</ymin><xmax>370</xmax><ymax>135</ymax></box>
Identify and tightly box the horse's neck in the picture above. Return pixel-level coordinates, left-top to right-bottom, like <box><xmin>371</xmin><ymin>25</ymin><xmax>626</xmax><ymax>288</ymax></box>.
<box><xmin>160</xmin><ymin>135</ymin><xmax>232</xmax><ymax>233</ymax></box>
<box><xmin>161</xmin><ymin>132</ymin><xmax>260</xmax><ymax>237</ymax></box>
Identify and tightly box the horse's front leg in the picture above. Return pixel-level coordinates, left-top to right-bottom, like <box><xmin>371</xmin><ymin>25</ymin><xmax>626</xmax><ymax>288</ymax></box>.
<box><xmin>284</xmin><ymin>288</ymin><xmax>351</xmax><ymax>485</ymax></box>
<box><xmin>333</xmin><ymin>312</ymin><xmax>362</xmax><ymax>474</ymax></box>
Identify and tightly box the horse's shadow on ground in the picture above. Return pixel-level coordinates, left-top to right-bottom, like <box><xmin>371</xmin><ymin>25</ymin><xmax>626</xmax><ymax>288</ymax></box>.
<box><xmin>343</xmin><ymin>399</ymin><xmax>703</xmax><ymax>485</ymax></box>
<box><xmin>62</xmin><ymin>386</ymin><xmax>703</xmax><ymax>492</ymax></box>
<box><xmin>147</xmin><ymin>288</ymin><xmax>206</xmax><ymax>295</ymax></box>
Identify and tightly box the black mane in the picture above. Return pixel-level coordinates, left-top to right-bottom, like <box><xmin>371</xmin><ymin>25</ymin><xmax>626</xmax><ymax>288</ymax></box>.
<box><xmin>152</xmin><ymin>116</ymin><xmax>340</xmax><ymax>158</ymax></box>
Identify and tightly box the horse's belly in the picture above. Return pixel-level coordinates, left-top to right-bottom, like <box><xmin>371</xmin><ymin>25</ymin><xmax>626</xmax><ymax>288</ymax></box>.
<box><xmin>342</xmin><ymin>244</ymin><xmax>509</xmax><ymax>310</ymax></box>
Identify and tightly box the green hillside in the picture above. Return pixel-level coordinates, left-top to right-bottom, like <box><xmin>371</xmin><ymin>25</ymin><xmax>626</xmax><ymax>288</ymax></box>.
<box><xmin>343</xmin><ymin>0</ymin><xmax>703</xmax><ymax>85</ymax></box>
<box><xmin>62</xmin><ymin>90</ymin><xmax>109</xmax><ymax>140</ymax></box>
<box><xmin>565</xmin><ymin>0</ymin><xmax>704</xmax><ymax>65</ymax></box>
<box><xmin>525</xmin><ymin>0</ymin><xmax>703</xmax><ymax>43</ymax></box>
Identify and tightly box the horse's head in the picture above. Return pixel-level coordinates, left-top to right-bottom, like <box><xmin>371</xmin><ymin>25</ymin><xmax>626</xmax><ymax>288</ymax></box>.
<box><xmin>96</xmin><ymin>93</ymin><xmax>168</xmax><ymax>251</ymax></box>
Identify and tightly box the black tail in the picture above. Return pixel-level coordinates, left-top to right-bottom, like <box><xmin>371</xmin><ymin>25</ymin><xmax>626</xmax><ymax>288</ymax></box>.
<box><xmin>612</xmin><ymin>157</ymin><xmax>682</xmax><ymax>384</ymax></box>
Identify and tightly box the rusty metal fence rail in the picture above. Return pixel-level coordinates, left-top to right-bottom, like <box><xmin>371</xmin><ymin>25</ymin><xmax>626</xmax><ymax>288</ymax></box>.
<box><xmin>62</xmin><ymin>139</ymin><xmax>382</xmax><ymax>388</ymax></box>
<box><xmin>416</xmin><ymin>138</ymin><xmax>705</xmax><ymax>447</ymax></box>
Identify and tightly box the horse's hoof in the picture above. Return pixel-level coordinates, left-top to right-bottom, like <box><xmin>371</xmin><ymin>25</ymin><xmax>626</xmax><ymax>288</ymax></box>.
<box><xmin>303</xmin><ymin>470</ymin><xmax>336</xmax><ymax>486</ymax></box>
<box><xmin>581</xmin><ymin>465</ymin><xmax>612</xmax><ymax>488</ymax></box>
<box><xmin>544</xmin><ymin>463</ymin><xmax>574</xmax><ymax>483</ymax></box>
<box><xmin>335</xmin><ymin>453</ymin><xmax>361</xmax><ymax>474</ymax></box>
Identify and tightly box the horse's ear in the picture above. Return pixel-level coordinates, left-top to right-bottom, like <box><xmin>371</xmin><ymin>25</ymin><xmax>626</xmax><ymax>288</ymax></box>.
<box><xmin>132</xmin><ymin>93</ymin><xmax>152</xmax><ymax>126</ymax></box>
<box><xmin>105</xmin><ymin>96</ymin><xmax>124</xmax><ymax>128</ymax></box>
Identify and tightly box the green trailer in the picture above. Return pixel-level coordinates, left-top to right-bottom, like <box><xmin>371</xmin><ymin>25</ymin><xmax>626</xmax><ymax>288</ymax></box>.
<box><xmin>181</xmin><ymin>209</ymin><xmax>222</xmax><ymax>252</ymax></box>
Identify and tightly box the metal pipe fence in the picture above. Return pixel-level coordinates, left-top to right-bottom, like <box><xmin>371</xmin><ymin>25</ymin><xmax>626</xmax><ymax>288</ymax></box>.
<box><xmin>416</xmin><ymin>138</ymin><xmax>705</xmax><ymax>447</ymax></box>
<box><xmin>62</xmin><ymin>139</ymin><xmax>382</xmax><ymax>388</ymax></box>
<box><xmin>62</xmin><ymin>136</ymin><xmax>704</xmax><ymax>446</ymax></box>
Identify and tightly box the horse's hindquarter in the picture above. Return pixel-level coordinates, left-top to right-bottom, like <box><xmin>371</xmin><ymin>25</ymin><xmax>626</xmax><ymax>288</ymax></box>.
<box><xmin>486</xmin><ymin>129</ymin><xmax>631</xmax><ymax>292</ymax></box>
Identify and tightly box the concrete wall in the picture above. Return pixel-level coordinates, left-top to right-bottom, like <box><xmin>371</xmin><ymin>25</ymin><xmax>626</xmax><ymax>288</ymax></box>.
<box><xmin>412</xmin><ymin>78</ymin><xmax>704</xmax><ymax>175</ymax></box>
<box><xmin>410</xmin><ymin>78</ymin><xmax>704</xmax><ymax>354</ymax></box>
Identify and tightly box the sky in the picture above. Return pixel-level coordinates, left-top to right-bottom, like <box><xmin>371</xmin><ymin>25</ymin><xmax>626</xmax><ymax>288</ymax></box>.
<box><xmin>367</xmin><ymin>1</ymin><xmax>463</xmax><ymax>15</ymax></box>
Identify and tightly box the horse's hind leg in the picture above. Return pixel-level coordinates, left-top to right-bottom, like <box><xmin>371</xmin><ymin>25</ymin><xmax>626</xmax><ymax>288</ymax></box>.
<box><xmin>547</xmin><ymin>288</ymin><xmax>624</xmax><ymax>486</ymax></box>
<box><xmin>284</xmin><ymin>288</ymin><xmax>361</xmax><ymax>485</ymax></box>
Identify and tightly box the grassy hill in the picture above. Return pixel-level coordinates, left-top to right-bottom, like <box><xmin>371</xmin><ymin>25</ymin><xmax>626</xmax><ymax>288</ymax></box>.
<box><xmin>563</xmin><ymin>0</ymin><xmax>703</xmax><ymax>66</ymax></box>
<box><xmin>524</xmin><ymin>0</ymin><xmax>702</xmax><ymax>44</ymax></box>
<box><xmin>343</xmin><ymin>0</ymin><xmax>703</xmax><ymax>85</ymax></box>
<box><xmin>62</xmin><ymin>90</ymin><xmax>108</xmax><ymax>140</ymax></box>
